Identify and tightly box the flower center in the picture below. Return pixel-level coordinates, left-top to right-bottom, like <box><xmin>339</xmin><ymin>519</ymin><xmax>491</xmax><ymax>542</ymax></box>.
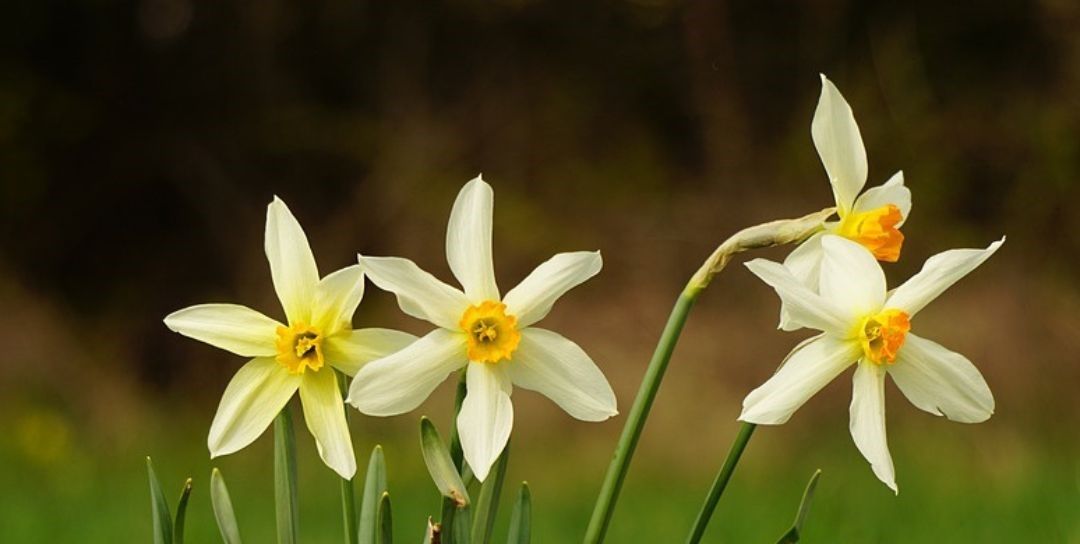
<box><xmin>838</xmin><ymin>204</ymin><xmax>904</xmax><ymax>262</ymax></box>
<box><xmin>858</xmin><ymin>309</ymin><xmax>911</xmax><ymax>365</ymax></box>
<box><xmin>460</xmin><ymin>301</ymin><xmax>520</xmax><ymax>364</ymax></box>
<box><xmin>275</xmin><ymin>322</ymin><xmax>325</xmax><ymax>374</ymax></box>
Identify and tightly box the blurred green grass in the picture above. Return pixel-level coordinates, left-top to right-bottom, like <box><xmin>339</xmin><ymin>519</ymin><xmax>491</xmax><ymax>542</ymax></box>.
<box><xmin>2</xmin><ymin>400</ymin><xmax>1076</xmax><ymax>543</ymax></box>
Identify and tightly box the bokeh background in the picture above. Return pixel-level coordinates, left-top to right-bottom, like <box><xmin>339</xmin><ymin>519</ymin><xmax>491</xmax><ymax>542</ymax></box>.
<box><xmin>2</xmin><ymin>0</ymin><xmax>1078</xmax><ymax>541</ymax></box>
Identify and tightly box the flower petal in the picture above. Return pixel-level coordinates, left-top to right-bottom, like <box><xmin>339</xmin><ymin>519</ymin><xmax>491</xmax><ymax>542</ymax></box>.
<box><xmin>819</xmin><ymin>235</ymin><xmax>886</xmax><ymax>320</ymax></box>
<box><xmin>744</xmin><ymin>258</ymin><xmax>850</xmax><ymax>334</ymax></box>
<box><xmin>503</xmin><ymin>251</ymin><xmax>602</xmax><ymax>328</ymax></box>
<box><xmin>779</xmin><ymin>233</ymin><xmax>825</xmax><ymax>331</ymax></box>
<box><xmin>208</xmin><ymin>357</ymin><xmax>301</xmax><ymax>457</ymax></box>
<box><xmin>457</xmin><ymin>363</ymin><xmax>513</xmax><ymax>481</ymax></box>
<box><xmin>324</xmin><ymin>328</ymin><xmax>419</xmax><ymax>377</ymax></box>
<box><xmin>740</xmin><ymin>335</ymin><xmax>860</xmax><ymax>424</ymax></box>
<box><xmin>850</xmin><ymin>360</ymin><xmax>897</xmax><ymax>493</ymax></box>
<box><xmin>447</xmin><ymin>175</ymin><xmax>500</xmax><ymax>302</ymax></box>
<box><xmin>164</xmin><ymin>304</ymin><xmax>280</xmax><ymax>357</ymax></box>
<box><xmin>506</xmin><ymin>328</ymin><xmax>617</xmax><ymax>421</ymax></box>
<box><xmin>347</xmin><ymin>329</ymin><xmax>466</xmax><ymax>416</ymax></box>
<box><xmin>885</xmin><ymin>238</ymin><xmax>1004</xmax><ymax>316</ymax></box>
<box><xmin>358</xmin><ymin>256</ymin><xmax>470</xmax><ymax>330</ymax></box>
<box><xmin>265</xmin><ymin>197</ymin><xmax>320</xmax><ymax>325</ymax></box>
<box><xmin>313</xmin><ymin>265</ymin><xmax>365</xmax><ymax>335</ymax></box>
<box><xmin>299</xmin><ymin>369</ymin><xmax>356</xmax><ymax>479</ymax></box>
<box><xmin>889</xmin><ymin>333</ymin><xmax>994</xmax><ymax>423</ymax></box>
<box><xmin>812</xmin><ymin>74</ymin><xmax>868</xmax><ymax>214</ymax></box>
<box><xmin>853</xmin><ymin>171</ymin><xmax>911</xmax><ymax>227</ymax></box>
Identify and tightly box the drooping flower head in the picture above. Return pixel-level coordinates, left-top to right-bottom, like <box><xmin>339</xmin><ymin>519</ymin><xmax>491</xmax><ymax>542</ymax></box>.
<box><xmin>742</xmin><ymin>234</ymin><xmax>1003</xmax><ymax>492</ymax></box>
<box><xmin>348</xmin><ymin>175</ymin><xmax>618</xmax><ymax>481</ymax></box>
<box><xmin>781</xmin><ymin>75</ymin><xmax>913</xmax><ymax>329</ymax></box>
<box><xmin>164</xmin><ymin>197</ymin><xmax>416</xmax><ymax>478</ymax></box>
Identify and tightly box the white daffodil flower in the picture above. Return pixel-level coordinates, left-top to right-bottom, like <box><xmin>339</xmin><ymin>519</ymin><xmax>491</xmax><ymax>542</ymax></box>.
<box><xmin>742</xmin><ymin>234</ymin><xmax>1003</xmax><ymax>492</ymax></box>
<box><xmin>164</xmin><ymin>197</ymin><xmax>417</xmax><ymax>479</ymax></box>
<box><xmin>348</xmin><ymin>175</ymin><xmax>618</xmax><ymax>481</ymax></box>
<box><xmin>780</xmin><ymin>75</ymin><xmax>913</xmax><ymax>330</ymax></box>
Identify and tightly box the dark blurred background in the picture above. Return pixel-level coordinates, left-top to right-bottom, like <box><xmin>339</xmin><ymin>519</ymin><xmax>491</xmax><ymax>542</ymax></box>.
<box><xmin>1</xmin><ymin>0</ymin><xmax>1078</xmax><ymax>542</ymax></box>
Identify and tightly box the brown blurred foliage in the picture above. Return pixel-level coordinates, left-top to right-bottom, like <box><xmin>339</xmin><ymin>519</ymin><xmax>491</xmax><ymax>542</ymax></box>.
<box><xmin>0</xmin><ymin>0</ymin><xmax>1078</xmax><ymax>448</ymax></box>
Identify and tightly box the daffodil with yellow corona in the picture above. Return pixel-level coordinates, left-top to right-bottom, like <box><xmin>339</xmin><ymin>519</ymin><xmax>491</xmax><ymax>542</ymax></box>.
<box><xmin>742</xmin><ymin>234</ymin><xmax>1003</xmax><ymax>492</ymax></box>
<box><xmin>348</xmin><ymin>176</ymin><xmax>618</xmax><ymax>481</ymax></box>
<box><xmin>781</xmin><ymin>75</ymin><xmax>913</xmax><ymax>329</ymax></box>
<box><xmin>163</xmin><ymin>197</ymin><xmax>416</xmax><ymax>479</ymax></box>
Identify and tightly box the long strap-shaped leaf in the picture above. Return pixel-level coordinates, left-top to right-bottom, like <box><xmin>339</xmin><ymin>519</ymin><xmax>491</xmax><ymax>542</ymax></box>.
<box><xmin>376</xmin><ymin>492</ymin><xmax>393</xmax><ymax>544</ymax></box>
<box><xmin>211</xmin><ymin>468</ymin><xmax>243</xmax><ymax>544</ymax></box>
<box><xmin>440</xmin><ymin>371</ymin><xmax>469</xmax><ymax>544</ymax></box>
<box><xmin>775</xmin><ymin>470</ymin><xmax>823</xmax><ymax>543</ymax></box>
<box><xmin>506</xmin><ymin>482</ymin><xmax>531</xmax><ymax>544</ymax></box>
<box><xmin>470</xmin><ymin>445</ymin><xmax>510</xmax><ymax>544</ymax></box>
<box><xmin>174</xmin><ymin>478</ymin><xmax>193</xmax><ymax>544</ymax></box>
<box><xmin>358</xmin><ymin>445</ymin><xmax>388</xmax><ymax>544</ymax></box>
<box><xmin>146</xmin><ymin>457</ymin><xmax>173</xmax><ymax>544</ymax></box>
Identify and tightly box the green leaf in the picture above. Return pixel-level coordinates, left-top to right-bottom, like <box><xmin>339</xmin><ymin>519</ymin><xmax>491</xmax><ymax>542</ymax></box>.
<box><xmin>423</xmin><ymin>517</ymin><xmax>441</xmax><ymax>544</ymax></box>
<box><xmin>470</xmin><ymin>445</ymin><xmax>510</xmax><ymax>544</ymax></box>
<box><xmin>211</xmin><ymin>468</ymin><xmax>243</xmax><ymax>544</ymax></box>
<box><xmin>274</xmin><ymin>407</ymin><xmax>299</xmax><ymax>544</ymax></box>
<box><xmin>375</xmin><ymin>492</ymin><xmax>393</xmax><ymax>544</ymax></box>
<box><xmin>506</xmin><ymin>482</ymin><xmax>530</xmax><ymax>544</ymax></box>
<box><xmin>173</xmin><ymin>478</ymin><xmax>193</xmax><ymax>544</ymax></box>
<box><xmin>421</xmin><ymin>417</ymin><xmax>470</xmax><ymax>507</ymax></box>
<box><xmin>775</xmin><ymin>469</ymin><xmax>823</xmax><ymax>543</ymax></box>
<box><xmin>453</xmin><ymin>503</ymin><xmax>472</xmax><ymax>544</ymax></box>
<box><xmin>358</xmin><ymin>445</ymin><xmax>388</xmax><ymax>544</ymax></box>
<box><xmin>146</xmin><ymin>457</ymin><xmax>173</xmax><ymax>544</ymax></box>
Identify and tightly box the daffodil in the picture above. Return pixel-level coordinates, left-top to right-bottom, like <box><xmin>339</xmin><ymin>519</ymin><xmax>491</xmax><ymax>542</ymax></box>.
<box><xmin>741</xmin><ymin>234</ymin><xmax>1003</xmax><ymax>492</ymax></box>
<box><xmin>781</xmin><ymin>75</ymin><xmax>913</xmax><ymax>329</ymax></box>
<box><xmin>348</xmin><ymin>176</ymin><xmax>618</xmax><ymax>480</ymax></box>
<box><xmin>164</xmin><ymin>197</ymin><xmax>417</xmax><ymax>479</ymax></box>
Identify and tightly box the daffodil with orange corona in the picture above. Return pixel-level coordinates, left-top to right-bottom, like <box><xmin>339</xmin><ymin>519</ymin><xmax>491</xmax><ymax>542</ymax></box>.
<box><xmin>741</xmin><ymin>234</ymin><xmax>1002</xmax><ymax>492</ymax></box>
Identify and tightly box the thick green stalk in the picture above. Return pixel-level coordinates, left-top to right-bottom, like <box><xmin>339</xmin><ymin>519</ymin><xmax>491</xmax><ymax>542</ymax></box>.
<box><xmin>338</xmin><ymin>370</ymin><xmax>359</xmax><ymax>544</ymax></box>
<box><xmin>275</xmin><ymin>406</ymin><xmax>299</xmax><ymax>544</ymax></box>
<box><xmin>584</xmin><ymin>208</ymin><xmax>834</xmax><ymax>544</ymax></box>
<box><xmin>583</xmin><ymin>286</ymin><xmax>700</xmax><ymax>543</ymax></box>
<box><xmin>685</xmin><ymin>422</ymin><xmax>757</xmax><ymax>544</ymax></box>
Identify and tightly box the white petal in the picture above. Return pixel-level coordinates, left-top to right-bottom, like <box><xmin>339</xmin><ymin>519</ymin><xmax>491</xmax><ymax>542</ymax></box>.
<box><xmin>506</xmin><ymin>328</ymin><xmax>617</xmax><ymax>421</ymax></box>
<box><xmin>324</xmin><ymin>328</ymin><xmax>418</xmax><ymax>377</ymax></box>
<box><xmin>819</xmin><ymin>235</ymin><xmax>886</xmax><ymax>320</ymax></box>
<box><xmin>853</xmin><ymin>171</ymin><xmax>912</xmax><ymax>226</ymax></box>
<box><xmin>164</xmin><ymin>304</ymin><xmax>280</xmax><ymax>357</ymax></box>
<box><xmin>779</xmin><ymin>233</ymin><xmax>824</xmax><ymax>331</ymax></box>
<box><xmin>347</xmin><ymin>329</ymin><xmax>466</xmax><ymax>416</ymax></box>
<box><xmin>889</xmin><ymin>333</ymin><xmax>994</xmax><ymax>423</ymax></box>
<box><xmin>457</xmin><ymin>363</ymin><xmax>513</xmax><ymax>481</ymax></box>
<box><xmin>885</xmin><ymin>238</ymin><xmax>1004</xmax><ymax>316</ymax></box>
<box><xmin>447</xmin><ymin>175</ymin><xmax>500</xmax><ymax>302</ymax></box>
<box><xmin>312</xmin><ymin>265</ymin><xmax>365</xmax><ymax>335</ymax></box>
<box><xmin>265</xmin><ymin>197</ymin><xmax>320</xmax><ymax>325</ymax></box>
<box><xmin>740</xmin><ymin>335</ymin><xmax>860</xmax><ymax>424</ymax></box>
<box><xmin>208</xmin><ymin>357</ymin><xmax>301</xmax><ymax>457</ymax></box>
<box><xmin>503</xmin><ymin>251</ymin><xmax>602</xmax><ymax>328</ymax></box>
<box><xmin>850</xmin><ymin>360</ymin><xmax>897</xmax><ymax>493</ymax></box>
<box><xmin>812</xmin><ymin>74</ymin><xmax>868</xmax><ymax>214</ymax></box>
<box><xmin>744</xmin><ymin>258</ymin><xmax>850</xmax><ymax>334</ymax></box>
<box><xmin>299</xmin><ymin>369</ymin><xmax>356</xmax><ymax>479</ymax></box>
<box><xmin>358</xmin><ymin>256</ymin><xmax>471</xmax><ymax>330</ymax></box>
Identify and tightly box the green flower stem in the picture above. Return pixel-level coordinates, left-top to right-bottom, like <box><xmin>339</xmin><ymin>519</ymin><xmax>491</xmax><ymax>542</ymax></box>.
<box><xmin>338</xmin><ymin>370</ymin><xmax>359</xmax><ymax>544</ymax></box>
<box><xmin>584</xmin><ymin>208</ymin><xmax>834</xmax><ymax>544</ymax></box>
<box><xmin>440</xmin><ymin>368</ymin><xmax>469</xmax><ymax>543</ymax></box>
<box><xmin>275</xmin><ymin>406</ymin><xmax>299</xmax><ymax>544</ymax></box>
<box><xmin>685</xmin><ymin>422</ymin><xmax>757</xmax><ymax>544</ymax></box>
<box><xmin>583</xmin><ymin>287</ymin><xmax>700</xmax><ymax>544</ymax></box>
